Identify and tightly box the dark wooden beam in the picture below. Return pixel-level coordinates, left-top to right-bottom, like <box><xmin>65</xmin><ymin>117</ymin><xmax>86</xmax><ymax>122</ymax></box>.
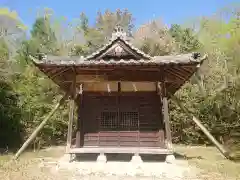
<box><xmin>165</xmin><ymin>69</ymin><xmax>186</xmax><ymax>81</ymax></box>
<box><xmin>75</xmin><ymin>66</ymin><xmax>161</xmax><ymax>72</ymax></box>
<box><xmin>181</xmin><ymin>66</ymin><xmax>195</xmax><ymax>74</ymax></box>
<box><xmin>76</xmin><ymin>84</ymin><xmax>83</xmax><ymax>148</ymax></box>
<box><xmin>38</xmin><ymin>64</ymin><xmax>198</xmax><ymax>95</ymax></box>
<box><xmin>161</xmin><ymin>70</ymin><xmax>173</xmax><ymax>150</ymax></box>
<box><xmin>66</xmin><ymin>75</ymin><xmax>76</xmax><ymax>152</ymax></box>
<box><xmin>157</xmin><ymin>82</ymin><xmax>164</xmax><ymax>149</ymax></box>
<box><xmin>171</xmin><ymin>67</ymin><xmax>190</xmax><ymax>78</ymax></box>
<box><xmin>64</xmin><ymin>72</ymin><xmax>168</xmax><ymax>82</ymax></box>
<box><xmin>49</xmin><ymin>67</ymin><xmax>72</xmax><ymax>80</ymax></box>
<box><xmin>162</xmin><ymin>95</ymin><xmax>173</xmax><ymax>150</ymax></box>
<box><xmin>69</xmin><ymin>147</ymin><xmax>173</xmax><ymax>154</ymax></box>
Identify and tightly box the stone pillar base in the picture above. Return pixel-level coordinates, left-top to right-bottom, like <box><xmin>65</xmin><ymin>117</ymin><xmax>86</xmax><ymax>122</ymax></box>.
<box><xmin>59</xmin><ymin>153</ymin><xmax>73</xmax><ymax>163</ymax></box>
<box><xmin>76</xmin><ymin>131</ymin><xmax>81</xmax><ymax>148</ymax></box>
<box><xmin>165</xmin><ymin>154</ymin><xmax>175</xmax><ymax>164</ymax></box>
<box><xmin>131</xmin><ymin>154</ymin><xmax>143</xmax><ymax>164</ymax></box>
<box><xmin>97</xmin><ymin>153</ymin><xmax>107</xmax><ymax>163</ymax></box>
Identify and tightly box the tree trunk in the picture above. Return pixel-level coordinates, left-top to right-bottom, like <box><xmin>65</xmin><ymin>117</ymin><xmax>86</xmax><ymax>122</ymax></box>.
<box><xmin>13</xmin><ymin>93</ymin><xmax>68</xmax><ymax>160</ymax></box>
<box><xmin>170</xmin><ymin>94</ymin><xmax>230</xmax><ymax>159</ymax></box>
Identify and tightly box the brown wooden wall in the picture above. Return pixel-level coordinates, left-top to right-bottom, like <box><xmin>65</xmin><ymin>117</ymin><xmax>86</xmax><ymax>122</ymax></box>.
<box><xmin>78</xmin><ymin>92</ymin><xmax>165</xmax><ymax>148</ymax></box>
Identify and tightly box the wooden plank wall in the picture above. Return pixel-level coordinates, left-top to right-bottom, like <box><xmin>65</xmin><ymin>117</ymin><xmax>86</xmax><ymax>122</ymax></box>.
<box><xmin>78</xmin><ymin>92</ymin><xmax>165</xmax><ymax>148</ymax></box>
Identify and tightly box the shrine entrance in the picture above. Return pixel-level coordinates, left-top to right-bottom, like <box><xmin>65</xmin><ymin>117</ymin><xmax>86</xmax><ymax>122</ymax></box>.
<box><xmin>24</xmin><ymin>25</ymin><xmax>207</xmax><ymax>160</ymax></box>
<box><xmin>80</xmin><ymin>92</ymin><xmax>165</xmax><ymax>148</ymax></box>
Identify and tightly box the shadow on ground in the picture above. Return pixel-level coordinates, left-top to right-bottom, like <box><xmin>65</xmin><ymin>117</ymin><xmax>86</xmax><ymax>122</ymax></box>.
<box><xmin>174</xmin><ymin>152</ymin><xmax>203</xmax><ymax>160</ymax></box>
<box><xmin>74</xmin><ymin>153</ymin><xmax>166</xmax><ymax>162</ymax></box>
<box><xmin>73</xmin><ymin>152</ymin><xmax>203</xmax><ymax>162</ymax></box>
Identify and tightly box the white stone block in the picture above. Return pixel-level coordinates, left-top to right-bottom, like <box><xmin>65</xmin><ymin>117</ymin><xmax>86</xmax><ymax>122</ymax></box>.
<box><xmin>97</xmin><ymin>154</ymin><xmax>107</xmax><ymax>163</ymax></box>
<box><xmin>165</xmin><ymin>154</ymin><xmax>175</xmax><ymax>164</ymax></box>
<box><xmin>131</xmin><ymin>155</ymin><xmax>143</xmax><ymax>164</ymax></box>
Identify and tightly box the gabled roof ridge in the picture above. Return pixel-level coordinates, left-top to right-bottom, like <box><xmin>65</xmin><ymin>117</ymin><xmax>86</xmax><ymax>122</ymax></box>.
<box><xmin>121</xmin><ymin>38</ymin><xmax>152</xmax><ymax>60</ymax></box>
<box><xmin>83</xmin><ymin>35</ymin><xmax>119</xmax><ymax>60</ymax></box>
<box><xmin>84</xmin><ymin>29</ymin><xmax>152</xmax><ymax>60</ymax></box>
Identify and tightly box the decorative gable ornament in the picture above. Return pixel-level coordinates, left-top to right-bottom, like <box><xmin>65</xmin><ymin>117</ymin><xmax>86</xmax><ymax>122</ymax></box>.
<box><xmin>114</xmin><ymin>45</ymin><xmax>124</xmax><ymax>56</ymax></box>
<box><xmin>83</xmin><ymin>25</ymin><xmax>151</xmax><ymax>61</ymax></box>
<box><xmin>111</xmin><ymin>25</ymin><xmax>128</xmax><ymax>41</ymax></box>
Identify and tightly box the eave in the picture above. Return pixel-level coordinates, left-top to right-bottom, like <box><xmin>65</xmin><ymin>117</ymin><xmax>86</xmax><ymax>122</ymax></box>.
<box><xmin>29</xmin><ymin>53</ymin><xmax>207</xmax><ymax>96</ymax></box>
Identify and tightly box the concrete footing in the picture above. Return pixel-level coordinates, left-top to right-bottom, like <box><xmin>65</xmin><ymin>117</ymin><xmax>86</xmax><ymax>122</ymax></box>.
<box><xmin>165</xmin><ymin>154</ymin><xmax>175</xmax><ymax>164</ymax></box>
<box><xmin>97</xmin><ymin>153</ymin><xmax>107</xmax><ymax>163</ymax></box>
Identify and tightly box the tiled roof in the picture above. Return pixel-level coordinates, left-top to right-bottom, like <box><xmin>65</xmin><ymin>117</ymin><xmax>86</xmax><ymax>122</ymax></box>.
<box><xmin>30</xmin><ymin>53</ymin><xmax>207</xmax><ymax>66</ymax></box>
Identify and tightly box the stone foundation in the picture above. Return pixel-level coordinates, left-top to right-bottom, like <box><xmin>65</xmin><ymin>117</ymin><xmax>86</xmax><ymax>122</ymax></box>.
<box><xmin>165</xmin><ymin>154</ymin><xmax>175</xmax><ymax>164</ymax></box>
<box><xmin>97</xmin><ymin>153</ymin><xmax>107</xmax><ymax>163</ymax></box>
<box><xmin>131</xmin><ymin>154</ymin><xmax>143</xmax><ymax>164</ymax></box>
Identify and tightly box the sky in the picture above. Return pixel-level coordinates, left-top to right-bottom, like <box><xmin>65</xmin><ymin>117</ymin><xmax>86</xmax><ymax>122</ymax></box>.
<box><xmin>1</xmin><ymin>0</ymin><xmax>239</xmax><ymax>29</ymax></box>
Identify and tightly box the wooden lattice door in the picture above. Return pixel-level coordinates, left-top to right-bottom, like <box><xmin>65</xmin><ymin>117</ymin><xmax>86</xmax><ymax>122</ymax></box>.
<box><xmin>99</xmin><ymin>110</ymin><xmax>139</xmax><ymax>146</ymax></box>
<box><xmin>99</xmin><ymin>111</ymin><xmax>139</xmax><ymax>131</ymax></box>
<box><xmin>81</xmin><ymin>92</ymin><xmax>164</xmax><ymax>148</ymax></box>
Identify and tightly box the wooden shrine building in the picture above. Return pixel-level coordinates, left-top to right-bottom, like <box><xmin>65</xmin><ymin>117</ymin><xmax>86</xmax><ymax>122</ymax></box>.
<box><xmin>30</xmin><ymin>26</ymin><xmax>207</xmax><ymax>162</ymax></box>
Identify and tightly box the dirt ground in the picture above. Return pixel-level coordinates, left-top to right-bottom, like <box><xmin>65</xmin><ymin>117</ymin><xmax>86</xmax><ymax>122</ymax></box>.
<box><xmin>0</xmin><ymin>145</ymin><xmax>239</xmax><ymax>180</ymax></box>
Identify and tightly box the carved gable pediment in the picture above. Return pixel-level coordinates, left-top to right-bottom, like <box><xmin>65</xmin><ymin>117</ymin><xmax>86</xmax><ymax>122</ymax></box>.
<box><xmin>85</xmin><ymin>25</ymin><xmax>151</xmax><ymax>61</ymax></box>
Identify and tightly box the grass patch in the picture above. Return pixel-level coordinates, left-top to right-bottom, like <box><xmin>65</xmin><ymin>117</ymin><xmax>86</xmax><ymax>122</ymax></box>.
<box><xmin>175</xmin><ymin>145</ymin><xmax>240</xmax><ymax>180</ymax></box>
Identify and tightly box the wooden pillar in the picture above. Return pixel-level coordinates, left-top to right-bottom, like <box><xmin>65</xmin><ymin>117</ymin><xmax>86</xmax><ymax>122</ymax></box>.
<box><xmin>117</xmin><ymin>82</ymin><xmax>121</xmax><ymax>147</ymax></box>
<box><xmin>76</xmin><ymin>84</ymin><xmax>83</xmax><ymax>148</ymax></box>
<box><xmin>159</xmin><ymin>81</ymin><xmax>173</xmax><ymax>150</ymax></box>
<box><xmin>66</xmin><ymin>77</ymin><xmax>76</xmax><ymax>152</ymax></box>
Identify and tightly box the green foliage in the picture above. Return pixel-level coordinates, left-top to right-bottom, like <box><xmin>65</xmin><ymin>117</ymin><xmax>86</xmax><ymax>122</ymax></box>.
<box><xmin>0</xmin><ymin>40</ymin><xmax>9</xmax><ymax>77</ymax></box>
<box><xmin>0</xmin><ymin>39</ymin><xmax>8</xmax><ymax>60</ymax></box>
<box><xmin>133</xmin><ymin>20</ymin><xmax>177</xmax><ymax>55</ymax></box>
<box><xmin>0</xmin><ymin>80</ymin><xmax>22</xmax><ymax>149</ymax></box>
<box><xmin>30</xmin><ymin>17</ymin><xmax>57</xmax><ymax>54</ymax></box>
<box><xmin>12</xmin><ymin>13</ymin><xmax>70</xmax><ymax>147</ymax></box>
<box><xmin>169</xmin><ymin>7</ymin><xmax>240</xmax><ymax>157</ymax></box>
<box><xmin>169</xmin><ymin>24</ymin><xmax>201</xmax><ymax>53</ymax></box>
<box><xmin>13</xmin><ymin>65</ymin><xmax>68</xmax><ymax>147</ymax></box>
<box><xmin>75</xmin><ymin>9</ymin><xmax>135</xmax><ymax>54</ymax></box>
<box><xmin>0</xmin><ymin>38</ymin><xmax>23</xmax><ymax>149</ymax></box>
